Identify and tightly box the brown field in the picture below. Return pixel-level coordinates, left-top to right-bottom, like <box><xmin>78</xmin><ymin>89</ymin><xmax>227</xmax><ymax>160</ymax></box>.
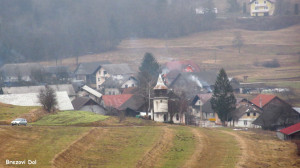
<box><xmin>42</xmin><ymin>24</ymin><xmax>300</xmax><ymax>105</ymax></box>
<box><xmin>1</xmin><ymin>125</ymin><xmax>299</xmax><ymax>168</ymax></box>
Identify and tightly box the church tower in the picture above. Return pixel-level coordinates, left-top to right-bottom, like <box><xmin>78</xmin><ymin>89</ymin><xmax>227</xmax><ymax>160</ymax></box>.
<box><xmin>152</xmin><ymin>74</ymin><xmax>169</xmax><ymax>122</ymax></box>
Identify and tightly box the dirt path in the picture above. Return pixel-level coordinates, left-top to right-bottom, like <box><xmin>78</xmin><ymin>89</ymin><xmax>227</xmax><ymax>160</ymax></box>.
<box><xmin>51</xmin><ymin>128</ymin><xmax>105</xmax><ymax>168</ymax></box>
<box><xmin>221</xmin><ymin>130</ymin><xmax>248</xmax><ymax>168</ymax></box>
<box><xmin>135</xmin><ymin>127</ymin><xmax>174</xmax><ymax>168</ymax></box>
<box><xmin>181</xmin><ymin>128</ymin><xmax>206</xmax><ymax>168</ymax></box>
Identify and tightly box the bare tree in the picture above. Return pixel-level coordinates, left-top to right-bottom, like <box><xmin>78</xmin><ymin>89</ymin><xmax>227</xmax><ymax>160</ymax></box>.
<box><xmin>232</xmin><ymin>31</ymin><xmax>244</xmax><ymax>53</ymax></box>
<box><xmin>38</xmin><ymin>85</ymin><xmax>57</xmax><ymax>113</ymax></box>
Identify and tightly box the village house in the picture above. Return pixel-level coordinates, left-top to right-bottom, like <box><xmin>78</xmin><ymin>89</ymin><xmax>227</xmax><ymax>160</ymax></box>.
<box><xmin>100</xmin><ymin>76</ymin><xmax>138</xmax><ymax>95</ymax></box>
<box><xmin>151</xmin><ymin>75</ymin><xmax>185</xmax><ymax>124</ymax></box>
<box><xmin>44</xmin><ymin>65</ymin><xmax>71</xmax><ymax>83</ymax></box>
<box><xmin>101</xmin><ymin>94</ymin><xmax>145</xmax><ymax>117</ymax></box>
<box><xmin>162</xmin><ymin>60</ymin><xmax>201</xmax><ymax>74</ymax></box>
<box><xmin>72</xmin><ymin>97</ymin><xmax>106</xmax><ymax>114</ymax></box>
<box><xmin>249</xmin><ymin>0</ymin><xmax>276</xmax><ymax>16</ymax></box>
<box><xmin>0</xmin><ymin>63</ymin><xmax>44</xmax><ymax>84</ymax></box>
<box><xmin>189</xmin><ymin>93</ymin><xmax>215</xmax><ymax>126</ymax></box>
<box><xmin>1</xmin><ymin>84</ymin><xmax>76</xmax><ymax>100</ymax></box>
<box><xmin>96</xmin><ymin>64</ymin><xmax>134</xmax><ymax>90</ymax></box>
<box><xmin>166</xmin><ymin>71</ymin><xmax>218</xmax><ymax>100</ymax></box>
<box><xmin>252</xmin><ymin>94</ymin><xmax>300</xmax><ymax>130</ymax></box>
<box><xmin>277</xmin><ymin>122</ymin><xmax>300</xmax><ymax>140</ymax></box>
<box><xmin>74</xmin><ymin>61</ymin><xmax>110</xmax><ymax>87</ymax></box>
<box><xmin>229</xmin><ymin>98</ymin><xmax>263</xmax><ymax>128</ymax></box>
<box><xmin>79</xmin><ymin>85</ymin><xmax>103</xmax><ymax>103</ymax></box>
<box><xmin>0</xmin><ymin>91</ymin><xmax>74</xmax><ymax>111</ymax></box>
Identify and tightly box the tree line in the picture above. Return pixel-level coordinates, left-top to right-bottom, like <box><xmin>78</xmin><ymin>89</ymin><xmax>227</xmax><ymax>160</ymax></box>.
<box><xmin>0</xmin><ymin>0</ymin><xmax>216</xmax><ymax>65</ymax></box>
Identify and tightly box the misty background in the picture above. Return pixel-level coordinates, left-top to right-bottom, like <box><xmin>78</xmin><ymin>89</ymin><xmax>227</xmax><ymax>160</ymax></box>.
<box><xmin>0</xmin><ymin>0</ymin><xmax>217</xmax><ymax>64</ymax></box>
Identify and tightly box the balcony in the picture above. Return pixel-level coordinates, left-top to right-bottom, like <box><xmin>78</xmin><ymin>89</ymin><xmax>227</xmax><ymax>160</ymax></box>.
<box><xmin>252</xmin><ymin>9</ymin><xmax>269</xmax><ymax>13</ymax></box>
<box><xmin>255</xmin><ymin>3</ymin><xmax>267</xmax><ymax>7</ymax></box>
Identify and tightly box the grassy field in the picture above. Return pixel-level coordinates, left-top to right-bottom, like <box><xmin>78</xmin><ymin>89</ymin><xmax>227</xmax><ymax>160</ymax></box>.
<box><xmin>0</xmin><ymin>103</ymin><xmax>39</xmax><ymax>124</ymax></box>
<box><xmin>0</xmin><ymin>125</ymin><xmax>299</xmax><ymax>168</ymax></box>
<box><xmin>31</xmin><ymin>111</ymin><xmax>109</xmax><ymax>126</ymax></box>
<box><xmin>0</xmin><ymin>126</ymin><xmax>90</xmax><ymax>167</ymax></box>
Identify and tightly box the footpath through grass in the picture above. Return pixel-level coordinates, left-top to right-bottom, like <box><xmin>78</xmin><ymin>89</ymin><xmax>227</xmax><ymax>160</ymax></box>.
<box><xmin>31</xmin><ymin>110</ymin><xmax>108</xmax><ymax>126</ymax></box>
<box><xmin>158</xmin><ymin>126</ymin><xmax>196</xmax><ymax>168</ymax></box>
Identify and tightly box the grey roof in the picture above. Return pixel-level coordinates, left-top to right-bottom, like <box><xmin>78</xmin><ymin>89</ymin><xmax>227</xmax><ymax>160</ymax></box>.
<box><xmin>119</xmin><ymin>95</ymin><xmax>145</xmax><ymax>111</ymax></box>
<box><xmin>293</xmin><ymin>107</ymin><xmax>300</xmax><ymax>114</ymax></box>
<box><xmin>101</xmin><ymin>64</ymin><xmax>134</xmax><ymax>75</ymax></box>
<box><xmin>72</xmin><ymin>97</ymin><xmax>99</xmax><ymax>110</ymax></box>
<box><xmin>44</xmin><ymin>66</ymin><xmax>70</xmax><ymax>74</ymax></box>
<box><xmin>0</xmin><ymin>63</ymin><xmax>44</xmax><ymax>77</ymax></box>
<box><xmin>74</xmin><ymin>61</ymin><xmax>111</xmax><ymax>75</ymax></box>
<box><xmin>101</xmin><ymin>77</ymin><xmax>128</xmax><ymax>88</ymax></box>
<box><xmin>191</xmin><ymin>94</ymin><xmax>214</xmax><ymax>113</ymax></box>
<box><xmin>2</xmin><ymin>84</ymin><xmax>76</xmax><ymax>96</ymax></box>
<box><xmin>82</xmin><ymin>85</ymin><xmax>102</xmax><ymax>98</ymax></box>
<box><xmin>0</xmin><ymin>91</ymin><xmax>74</xmax><ymax>110</ymax></box>
<box><xmin>231</xmin><ymin>99</ymin><xmax>263</xmax><ymax>120</ymax></box>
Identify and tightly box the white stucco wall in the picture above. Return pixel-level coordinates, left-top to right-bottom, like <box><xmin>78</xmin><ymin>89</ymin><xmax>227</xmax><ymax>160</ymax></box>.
<box><xmin>153</xmin><ymin>98</ymin><xmax>168</xmax><ymax>113</ymax></box>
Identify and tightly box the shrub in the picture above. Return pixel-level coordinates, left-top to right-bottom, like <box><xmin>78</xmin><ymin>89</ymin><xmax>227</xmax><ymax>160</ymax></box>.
<box><xmin>262</xmin><ymin>59</ymin><xmax>280</xmax><ymax>68</ymax></box>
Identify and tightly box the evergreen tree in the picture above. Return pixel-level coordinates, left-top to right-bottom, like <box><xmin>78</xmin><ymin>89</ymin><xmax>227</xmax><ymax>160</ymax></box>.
<box><xmin>138</xmin><ymin>52</ymin><xmax>160</xmax><ymax>78</ymax></box>
<box><xmin>138</xmin><ymin>52</ymin><xmax>160</xmax><ymax>116</ymax></box>
<box><xmin>210</xmin><ymin>68</ymin><xmax>236</xmax><ymax>126</ymax></box>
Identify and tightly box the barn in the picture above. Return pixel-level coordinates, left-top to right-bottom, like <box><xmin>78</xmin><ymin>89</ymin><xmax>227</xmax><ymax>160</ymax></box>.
<box><xmin>277</xmin><ymin>122</ymin><xmax>300</xmax><ymax>140</ymax></box>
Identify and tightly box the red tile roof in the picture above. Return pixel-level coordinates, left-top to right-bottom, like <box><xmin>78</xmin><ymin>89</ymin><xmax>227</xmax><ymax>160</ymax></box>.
<box><xmin>251</xmin><ymin>94</ymin><xmax>277</xmax><ymax>108</ymax></box>
<box><xmin>165</xmin><ymin>60</ymin><xmax>201</xmax><ymax>72</ymax></box>
<box><xmin>102</xmin><ymin>94</ymin><xmax>133</xmax><ymax>110</ymax></box>
<box><xmin>280</xmin><ymin>122</ymin><xmax>300</xmax><ymax>135</ymax></box>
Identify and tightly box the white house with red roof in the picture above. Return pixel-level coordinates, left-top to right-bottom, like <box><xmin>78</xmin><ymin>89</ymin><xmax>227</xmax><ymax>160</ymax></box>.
<box><xmin>277</xmin><ymin>122</ymin><xmax>300</xmax><ymax>140</ymax></box>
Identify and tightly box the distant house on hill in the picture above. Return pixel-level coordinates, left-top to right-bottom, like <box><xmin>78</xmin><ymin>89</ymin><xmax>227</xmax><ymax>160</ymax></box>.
<box><xmin>72</xmin><ymin>97</ymin><xmax>106</xmax><ymax>114</ymax></box>
<box><xmin>74</xmin><ymin>61</ymin><xmax>110</xmax><ymax>87</ymax></box>
<box><xmin>249</xmin><ymin>0</ymin><xmax>276</xmax><ymax>16</ymax></box>
<box><xmin>163</xmin><ymin>60</ymin><xmax>201</xmax><ymax>74</ymax></box>
<box><xmin>0</xmin><ymin>91</ymin><xmax>74</xmax><ymax>111</ymax></box>
<box><xmin>229</xmin><ymin>98</ymin><xmax>263</xmax><ymax>128</ymax></box>
<box><xmin>1</xmin><ymin>84</ymin><xmax>76</xmax><ymax>100</ymax></box>
<box><xmin>0</xmin><ymin>63</ymin><xmax>44</xmax><ymax>83</ymax></box>
<box><xmin>96</xmin><ymin>64</ymin><xmax>134</xmax><ymax>90</ymax></box>
<box><xmin>252</xmin><ymin>94</ymin><xmax>300</xmax><ymax>130</ymax></box>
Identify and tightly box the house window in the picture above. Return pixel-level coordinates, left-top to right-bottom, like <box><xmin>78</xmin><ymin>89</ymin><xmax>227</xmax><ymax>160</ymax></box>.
<box><xmin>109</xmin><ymin>91</ymin><xmax>111</xmax><ymax>95</ymax></box>
<box><xmin>244</xmin><ymin>120</ymin><xmax>247</xmax><ymax>125</ymax></box>
<box><xmin>264</xmin><ymin>1</ymin><xmax>266</xmax><ymax>4</ymax></box>
<box><xmin>125</xmin><ymin>84</ymin><xmax>128</xmax><ymax>88</ymax></box>
<box><xmin>264</xmin><ymin>6</ymin><xmax>268</xmax><ymax>10</ymax></box>
<box><xmin>132</xmin><ymin>84</ymin><xmax>134</xmax><ymax>87</ymax></box>
<box><xmin>253</xmin><ymin>112</ymin><xmax>256</xmax><ymax>116</ymax></box>
<box><xmin>255</xmin><ymin>1</ymin><xmax>259</xmax><ymax>4</ymax></box>
<box><xmin>247</xmin><ymin>113</ymin><xmax>250</xmax><ymax>116</ymax></box>
<box><xmin>98</xmin><ymin>85</ymin><xmax>101</xmax><ymax>89</ymax></box>
<box><xmin>98</xmin><ymin>78</ymin><xmax>100</xmax><ymax>82</ymax></box>
<box><xmin>103</xmin><ymin>71</ymin><xmax>107</xmax><ymax>75</ymax></box>
<box><xmin>160</xmin><ymin>100</ymin><xmax>163</xmax><ymax>103</ymax></box>
<box><xmin>176</xmin><ymin>114</ymin><xmax>179</xmax><ymax>121</ymax></box>
<box><xmin>255</xmin><ymin>7</ymin><xmax>259</xmax><ymax>10</ymax></box>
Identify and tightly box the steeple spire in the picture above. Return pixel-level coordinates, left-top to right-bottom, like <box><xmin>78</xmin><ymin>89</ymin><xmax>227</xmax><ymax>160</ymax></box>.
<box><xmin>154</xmin><ymin>74</ymin><xmax>168</xmax><ymax>90</ymax></box>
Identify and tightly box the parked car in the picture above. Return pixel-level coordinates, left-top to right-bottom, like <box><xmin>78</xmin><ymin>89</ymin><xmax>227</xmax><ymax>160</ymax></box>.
<box><xmin>11</xmin><ymin>118</ymin><xmax>27</xmax><ymax>126</ymax></box>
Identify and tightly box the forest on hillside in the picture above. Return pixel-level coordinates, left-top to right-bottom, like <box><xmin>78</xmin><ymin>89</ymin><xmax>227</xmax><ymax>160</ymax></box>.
<box><xmin>0</xmin><ymin>0</ymin><xmax>216</xmax><ymax>64</ymax></box>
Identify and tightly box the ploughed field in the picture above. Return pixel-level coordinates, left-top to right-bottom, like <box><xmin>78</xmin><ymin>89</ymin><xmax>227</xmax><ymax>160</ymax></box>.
<box><xmin>1</xmin><ymin>125</ymin><xmax>299</xmax><ymax>168</ymax></box>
